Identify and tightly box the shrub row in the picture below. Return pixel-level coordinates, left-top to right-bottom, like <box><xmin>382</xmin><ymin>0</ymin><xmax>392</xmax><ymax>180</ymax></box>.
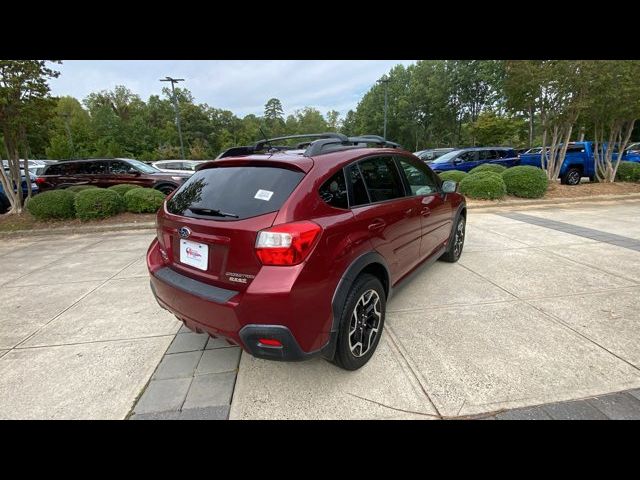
<box><xmin>438</xmin><ymin>165</ymin><xmax>549</xmax><ymax>200</ymax></box>
<box><xmin>27</xmin><ymin>184</ymin><xmax>166</xmax><ymax>221</ymax></box>
<box><xmin>616</xmin><ymin>161</ymin><xmax>640</xmax><ymax>182</ymax></box>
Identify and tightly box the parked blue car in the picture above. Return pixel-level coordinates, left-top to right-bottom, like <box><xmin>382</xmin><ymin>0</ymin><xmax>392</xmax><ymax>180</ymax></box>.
<box><xmin>0</xmin><ymin>185</ymin><xmax>9</xmax><ymax>214</ymax></box>
<box><xmin>427</xmin><ymin>147</ymin><xmax>520</xmax><ymax>173</ymax></box>
<box><xmin>519</xmin><ymin>141</ymin><xmax>640</xmax><ymax>185</ymax></box>
<box><xmin>0</xmin><ymin>168</ymin><xmax>39</xmax><ymax>213</ymax></box>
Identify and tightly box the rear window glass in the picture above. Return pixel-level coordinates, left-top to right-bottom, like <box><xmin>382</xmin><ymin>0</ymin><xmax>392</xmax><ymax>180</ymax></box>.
<box><xmin>167</xmin><ymin>166</ymin><xmax>305</xmax><ymax>221</ymax></box>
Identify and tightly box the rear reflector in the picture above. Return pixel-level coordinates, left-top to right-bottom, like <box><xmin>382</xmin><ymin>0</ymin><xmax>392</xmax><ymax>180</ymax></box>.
<box><xmin>255</xmin><ymin>221</ymin><xmax>322</xmax><ymax>266</ymax></box>
<box><xmin>258</xmin><ymin>338</ymin><xmax>282</xmax><ymax>347</ymax></box>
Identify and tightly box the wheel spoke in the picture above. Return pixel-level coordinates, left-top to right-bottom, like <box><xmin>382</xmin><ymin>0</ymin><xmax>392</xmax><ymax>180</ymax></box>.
<box><xmin>348</xmin><ymin>289</ymin><xmax>382</xmax><ymax>358</ymax></box>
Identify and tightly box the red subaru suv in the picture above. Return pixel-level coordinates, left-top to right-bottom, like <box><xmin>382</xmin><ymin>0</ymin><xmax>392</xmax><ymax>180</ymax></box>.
<box><xmin>147</xmin><ymin>134</ymin><xmax>466</xmax><ymax>370</ymax></box>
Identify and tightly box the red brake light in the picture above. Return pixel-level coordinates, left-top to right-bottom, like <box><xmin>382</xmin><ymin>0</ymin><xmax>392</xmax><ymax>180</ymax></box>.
<box><xmin>35</xmin><ymin>177</ymin><xmax>45</xmax><ymax>184</ymax></box>
<box><xmin>255</xmin><ymin>221</ymin><xmax>322</xmax><ymax>266</ymax></box>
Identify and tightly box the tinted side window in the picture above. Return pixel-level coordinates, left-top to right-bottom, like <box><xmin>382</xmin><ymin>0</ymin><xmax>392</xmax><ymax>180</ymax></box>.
<box><xmin>357</xmin><ymin>157</ymin><xmax>405</xmax><ymax>203</ymax></box>
<box><xmin>459</xmin><ymin>151</ymin><xmax>477</xmax><ymax>162</ymax></box>
<box><xmin>479</xmin><ymin>150</ymin><xmax>499</xmax><ymax>160</ymax></box>
<box><xmin>110</xmin><ymin>161</ymin><xmax>134</xmax><ymax>174</ymax></box>
<box><xmin>45</xmin><ymin>164</ymin><xmax>64</xmax><ymax>175</ymax></box>
<box><xmin>84</xmin><ymin>161</ymin><xmax>108</xmax><ymax>174</ymax></box>
<box><xmin>396</xmin><ymin>158</ymin><xmax>439</xmax><ymax>196</ymax></box>
<box><xmin>347</xmin><ymin>164</ymin><xmax>370</xmax><ymax>207</ymax></box>
<box><xmin>319</xmin><ymin>170</ymin><xmax>348</xmax><ymax>209</ymax></box>
<box><xmin>565</xmin><ymin>146</ymin><xmax>585</xmax><ymax>154</ymax></box>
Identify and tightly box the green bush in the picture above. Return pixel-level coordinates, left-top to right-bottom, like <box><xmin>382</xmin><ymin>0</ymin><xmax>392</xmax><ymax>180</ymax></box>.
<box><xmin>615</xmin><ymin>162</ymin><xmax>640</xmax><ymax>182</ymax></box>
<box><xmin>66</xmin><ymin>185</ymin><xmax>99</xmax><ymax>193</ymax></box>
<box><xmin>26</xmin><ymin>190</ymin><xmax>76</xmax><ymax>220</ymax></box>
<box><xmin>108</xmin><ymin>183</ymin><xmax>142</xmax><ymax>196</ymax></box>
<box><xmin>124</xmin><ymin>188</ymin><xmax>166</xmax><ymax>213</ymax></box>
<box><xmin>459</xmin><ymin>171</ymin><xmax>507</xmax><ymax>200</ymax></box>
<box><xmin>438</xmin><ymin>170</ymin><xmax>468</xmax><ymax>183</ymax></box>
<box><xmin>74</xmin><ymin>188</ymin><xmax>124</xmax><ymax>220</ymax></box>
<box><xmin>468</xmin><ymin>163</ymin><xmax>508</xmax><ymax>175</ymax></box>
<box><xmin>501</xmin><ymin>166</ymin><xmax>549</xmax><ymax>198</ymax></box>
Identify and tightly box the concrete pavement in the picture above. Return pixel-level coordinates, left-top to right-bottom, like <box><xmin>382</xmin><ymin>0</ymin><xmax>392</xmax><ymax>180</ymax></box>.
<box><xmin>0</xmin><ymin>230</ymin><xmax>179</xmax><ymax>419</ymax></box>
<box><xmin>230</xmin><ymin>200</ymin><xmax>640</xmax><ymax>419</ymax></box>
<box><xmin>2</xmin><ymin>200</ymin><xmax>640</xmax><ymax>419</ymax></box>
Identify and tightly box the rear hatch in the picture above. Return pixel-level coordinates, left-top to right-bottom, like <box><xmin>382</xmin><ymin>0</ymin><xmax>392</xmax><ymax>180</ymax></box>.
<box><xmin>157</xmin><ymin>162</ymin><xmax>307</xmax><ymax>292</ymax></box>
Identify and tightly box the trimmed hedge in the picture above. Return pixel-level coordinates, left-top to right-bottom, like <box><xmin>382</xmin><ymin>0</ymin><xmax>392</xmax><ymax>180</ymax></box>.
<box><xmin>108</xmin><ymin>183</ymin><xmax>142</xmax><ymax>196</ymax></box>
<box><xmin>459</xmin><ymin>171</ymin><xmax>507</xmax><ymax>200</ymax></box>
<box><xmin>26</xmin><ymin>190</ymin><xmax>76</xmax><ymax>220</ymax></box>
<box><xmin>501</xmin><ymin>166</ymin><xmax>549</xmax><ymax>198</ymax></box>
<box><xmin>66</xmin><ymin>185</ymin><xmax>98</xmax><ymax>193</ymax></box>
<box><xmin>468</xmin><ymin>163</ymin><xmax>507</xmax><ymax>175</ymax></box>
<box><xmin>124</xmin><ymin>188</ymin><xmax>166</xmax><ymax>213</ymax></box>
<box><xmin>74</xmin><ymin>188</ymin><xmax>125</xmax><ymax>220</ymax></box>
<box><xmin>616</xmin><ymin>162</ymin><xmax>640</xmax><ymax>182</ymax></box>
<box><xmin>438</xmin><ymin>170</ymin><xmax>468</xmax><ymax>183</ymax></box>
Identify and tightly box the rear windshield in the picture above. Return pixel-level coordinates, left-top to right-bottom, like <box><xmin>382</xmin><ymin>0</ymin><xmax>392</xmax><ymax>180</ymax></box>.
<box><xmin>166</xmin><ymin>166</ymin><xmax>305</xmax><ymax>221</ymax></box>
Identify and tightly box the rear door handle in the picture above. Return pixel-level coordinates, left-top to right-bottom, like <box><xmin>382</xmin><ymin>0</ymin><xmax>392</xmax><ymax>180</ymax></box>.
<box><xmin>420</xmin><ymin>207</ymin><xmax>431</xmax><ymax>216</ymax></box>
<box><xmin>368</xmin><ymin>220</ymin><xmax>386</xmax><ymax>231</ymax></box>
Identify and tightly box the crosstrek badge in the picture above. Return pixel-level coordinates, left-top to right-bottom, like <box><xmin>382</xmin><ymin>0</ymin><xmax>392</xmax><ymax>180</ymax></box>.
<box><xmin>254</xmin><ymin>189</ymin><xmax>274</xmax><ymax>201</ymax></box>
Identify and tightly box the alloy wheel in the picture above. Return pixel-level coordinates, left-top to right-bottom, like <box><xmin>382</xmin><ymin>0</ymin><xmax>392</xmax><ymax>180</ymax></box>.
<box><xmin>349</xmin><ymin>289</ymin><xmax>382</xmax><ymax>358</ymax></box>
<box><xmin>453</xmin><ymin>218</ymin><xmax>465</xmax><ymax>258</ymax></box>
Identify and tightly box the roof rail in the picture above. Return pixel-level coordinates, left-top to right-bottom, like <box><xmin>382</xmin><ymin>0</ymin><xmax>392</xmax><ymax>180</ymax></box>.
<box><xmin>216</xmin><ymin>132</ymin><xmax>401</xmax><ymax>159</ymax></box>
<box><xmin>304</xmin><ymin>135</ymin><xmax>401</xmax><ymax>156</ymax></box>
<box><xmin>254</xmin><ymin>133</ymin><xmax>347</xmax><ymax>151</ymax></box>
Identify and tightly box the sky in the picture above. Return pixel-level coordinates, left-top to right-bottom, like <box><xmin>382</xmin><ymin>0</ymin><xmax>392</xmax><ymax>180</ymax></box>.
<box><xmin>48</xmin><ymin>60</ymin><xmax>416</xmax><ymax>118</ymax></box>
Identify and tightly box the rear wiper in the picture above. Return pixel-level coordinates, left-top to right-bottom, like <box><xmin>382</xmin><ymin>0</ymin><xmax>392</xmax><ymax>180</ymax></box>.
<box><xmin>188</xmin><ymin>207</ymin><xmax>238</xmax><ymax>218</ymax></box>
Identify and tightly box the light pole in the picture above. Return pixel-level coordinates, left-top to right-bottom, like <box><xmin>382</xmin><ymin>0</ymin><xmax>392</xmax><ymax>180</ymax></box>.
<box><xmin>379</xmin><ymin>76</ymin><xmax>390</xmax><ymax>139</ymax></box>
<box><xmin>160</xmin><ymin>76</ymin><xmax>186</xmax><ymax>159</ymax></box>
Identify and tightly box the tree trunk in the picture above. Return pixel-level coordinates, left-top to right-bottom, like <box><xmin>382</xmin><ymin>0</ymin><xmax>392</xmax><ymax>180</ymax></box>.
<box><xmin>528</xmin><ymin>104</ymin><xmax>534</xmax><ymax>148</ymax></box>
<box><xmin>20</xmin><ymin>125</ymin><xmax>33</xmax><ymax>199</ymax></box>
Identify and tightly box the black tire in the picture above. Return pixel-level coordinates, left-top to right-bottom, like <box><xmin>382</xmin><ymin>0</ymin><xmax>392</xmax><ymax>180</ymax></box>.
<box><xmin>440</xmin><ymin>213</ymin><xmax>466</xmax><ymax>263</ymax></box>
<box><xmin>155</xmin><ymin>183</ymin><xmax>177</xmax><ymax>195</ymax></box>
<box><xmin>561</xmin><ymin>168</ymin><xmax>582</xmax><ymax>185</ymax></box>
<box><xmin>331</xmin><ymin>274</ymin><xmax>386</xmax><ymax>371</ymax></box>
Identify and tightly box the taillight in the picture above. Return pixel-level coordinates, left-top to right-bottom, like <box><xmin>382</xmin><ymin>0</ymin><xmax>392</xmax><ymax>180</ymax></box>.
<box><xmin>35</xmin><ymin>177</ymin><xmax>45</xmax><ymax>185</ymax></box>
<box><xmin>255</xmin><ymin>221</ymin><xmax>322</xmax><ymax>266</ymax></box>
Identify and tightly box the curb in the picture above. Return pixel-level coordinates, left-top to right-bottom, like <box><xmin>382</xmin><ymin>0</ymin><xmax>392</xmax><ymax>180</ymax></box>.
<box><xmin>467</xmin><ymin>193</ymin><xmax>640</xmax><ymax>211</ymax></box>
<box><xmin>0</xmin><ymin>222</ymin><xmax>156</xmax><ymax>238</ymax></box>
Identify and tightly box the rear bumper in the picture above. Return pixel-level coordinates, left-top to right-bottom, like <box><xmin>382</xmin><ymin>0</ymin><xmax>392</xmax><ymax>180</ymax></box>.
<box><xmin>147</xmin><ymin>238</ymin><xmax>330</xmax><ymax>361</ymax></box>
<box><xmin>239</xmin><ymin>324</ymin><xmax>328</xmax><ymax>361</ymax></box>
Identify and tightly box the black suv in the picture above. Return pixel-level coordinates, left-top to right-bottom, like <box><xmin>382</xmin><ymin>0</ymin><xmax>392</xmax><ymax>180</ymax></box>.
<box><xmin>36</xmin><ymin>158</ymin><xmax>190</xmax><ymax>194</ymax></box>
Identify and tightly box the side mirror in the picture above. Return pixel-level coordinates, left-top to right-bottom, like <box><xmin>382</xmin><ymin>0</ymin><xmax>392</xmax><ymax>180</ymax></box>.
<box><xmin>452</xmin><ymin>158</ymin><xmax>462</xmax><ymax>165</ymax></box>
<box><xmin>128</xmin><ymin>168</ymin><xmax>140</xmax><ymax>176</ymax></box>
<box><xmin>442</xmin><ymin>180</ymin><xmax>457</xmax><ymax>194</ymax></box>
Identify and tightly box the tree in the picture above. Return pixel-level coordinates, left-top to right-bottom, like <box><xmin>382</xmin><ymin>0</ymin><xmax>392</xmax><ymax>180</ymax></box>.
<box><xmin>45</xmin><ymin>96</ymin><xmax>94</xmax><ymax>159</ymax></box>
<box><xmin>465</xmin><ymin>112</ymin><xmax>527</xmax><ymax>147</ymax></box>
<box><xmin>286</xmin><ymin>107</ymin><xmax>328</xmax><ymax>135</ymax></box>
<box><xmin>264</xmin><ymin>98</ymin><xmax>285</xmax><ymax>136</ymax></box>
<box><xmin>326</xmin><ymin>110</ymin><xmax>340</xmax><ymax>132</ymax></box>
<box><xmin>0</xmin><ymin>60</ymin><xmax>60</xmax><ymax>213</ymax></box>
<box><xmin>505</xmin><ymin>60</ymin><xmax>587</xmax><ymax>180</ymax></box>
<box><xmin>583</xmin><ymin>61</ymin><xmax>640</xmax><ymax>182</ymax></box>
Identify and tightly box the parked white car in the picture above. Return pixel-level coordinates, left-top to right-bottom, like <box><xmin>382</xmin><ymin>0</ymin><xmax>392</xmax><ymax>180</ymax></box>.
<box><xmin>151</xmin><ymin>160</ymin><xmax>206</xmax><ymax>174</ymax></box>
